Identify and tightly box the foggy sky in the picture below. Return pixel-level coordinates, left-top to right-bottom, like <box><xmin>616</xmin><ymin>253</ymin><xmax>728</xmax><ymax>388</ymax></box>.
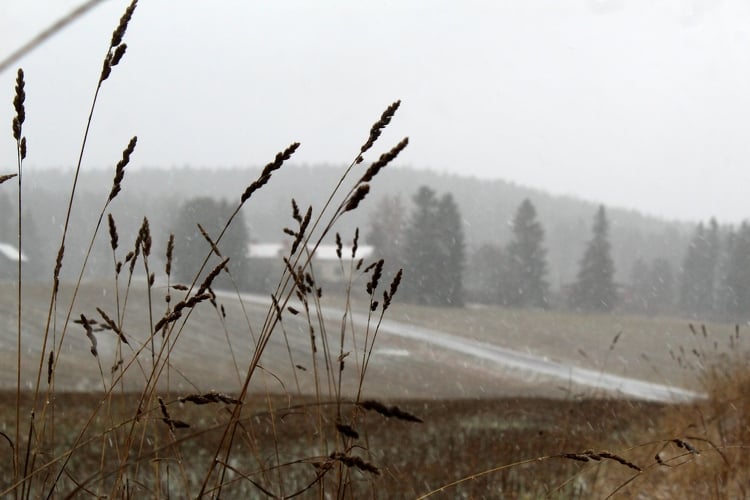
<box><xmin>2</xmin><ymin>0</ymin><xmax>750</xmax><ymax>223</ymax></box>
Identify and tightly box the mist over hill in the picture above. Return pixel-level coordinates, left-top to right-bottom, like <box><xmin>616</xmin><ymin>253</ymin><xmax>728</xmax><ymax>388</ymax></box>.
<box><xmin>9</xmin><ymin>165</ymin><xmax>692</xmax><ymax>288</ymax></box>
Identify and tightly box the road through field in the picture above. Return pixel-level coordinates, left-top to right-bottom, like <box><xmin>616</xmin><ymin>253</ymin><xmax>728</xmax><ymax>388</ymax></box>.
<box><xmin>0</xmin><ymin>282</ymin><xmax>704</xmax><ymax>401</ymax></box>
<box><xmin>216</xmin><ymin>291</ymin><xmax>703</xmax><ymax>403</ymax></box>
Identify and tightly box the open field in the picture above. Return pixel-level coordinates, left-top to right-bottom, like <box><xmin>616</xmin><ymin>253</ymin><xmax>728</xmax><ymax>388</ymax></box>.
<box><xmin>4</xmin><ymin>281</ymin><xmax>748</xmax><ymax>497</ymax></box>
<box><xmin>0</xmin><ymin>390</ymin><xmax>670</xmax><ymax>498</ymax></box>
<box><xmin>1</xmin><ymin>281</ymin><xmax>739</xmax><ymax>400</ymax></box>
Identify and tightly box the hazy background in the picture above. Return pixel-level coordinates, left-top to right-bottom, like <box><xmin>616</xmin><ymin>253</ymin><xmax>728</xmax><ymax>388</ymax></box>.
<box><xmin>1</xmin><ymin>0</ymin><xmax>749</xmax><ymax>223</ymax></box>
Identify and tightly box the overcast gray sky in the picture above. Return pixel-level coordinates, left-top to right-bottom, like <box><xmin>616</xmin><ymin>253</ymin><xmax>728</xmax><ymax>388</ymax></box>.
<box><xmin>2</xmin><ymin>0</ymin><xmax>749</xmax><ymax>223</ymax></box>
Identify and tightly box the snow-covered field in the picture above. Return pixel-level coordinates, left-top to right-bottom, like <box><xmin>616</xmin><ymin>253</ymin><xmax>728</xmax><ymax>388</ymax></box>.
<box><xmin>0</xmin><ymin>281</ymin><xmax>727</xmax><ymax>401</ymax></box>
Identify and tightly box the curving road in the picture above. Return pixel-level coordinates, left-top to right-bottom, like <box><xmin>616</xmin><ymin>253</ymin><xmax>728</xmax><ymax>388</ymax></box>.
<box><xmin>217</xmin><ymin>291</ymin><xmax>703</xmax><ymax>403</ymax></box>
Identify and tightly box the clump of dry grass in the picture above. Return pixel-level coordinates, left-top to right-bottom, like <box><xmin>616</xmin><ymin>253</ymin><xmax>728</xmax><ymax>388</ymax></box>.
<box><xmin>607</xmin><ymin>326</ymin><xmax>750</xmax><ymax>498</ymax></box>
<box><xmin>2</xmin><ymin>1</ymin><xmax>412</xmax><ymax>497</ymax></box>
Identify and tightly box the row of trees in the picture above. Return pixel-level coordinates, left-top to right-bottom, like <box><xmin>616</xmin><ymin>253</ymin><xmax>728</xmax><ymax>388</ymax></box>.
<box><xmin>122</xmin><ymin>190</ymin><xmax>750</xmax><ymax>321</ymax></box>
<box><xmin>626</xmin><ymin>218</ymin><xmax>750</xmax><ymax>321</ymax></box>
<box><xmin>673</xmin><ymin>218</ymin><xmax>750</xmax><ymax>321</ymax></box>
<box><xmin>368</xmin><ymin>187</ymin><xmax>620</xmax><ymax>311</ymax></box>
<box><xmin>369</xmin><ymin>186</ymin><xmax>466</xmax><ymax>307</ymax></box>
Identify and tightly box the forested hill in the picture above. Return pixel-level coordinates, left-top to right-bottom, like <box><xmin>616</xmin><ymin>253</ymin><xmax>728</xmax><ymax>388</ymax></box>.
<box><xmin>12</xmin><ymin>164</ymin><xmax>692</xmax><ymax>287</ymax></box>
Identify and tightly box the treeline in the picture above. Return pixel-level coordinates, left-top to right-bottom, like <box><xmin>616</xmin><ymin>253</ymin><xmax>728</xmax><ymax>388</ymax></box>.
<box><xmin>368</xmin><ymin>187</ymin><xmax>750</xmax><ymax>322</ymax></box>
<box><xmin>369</xmin><ymin>187</ymin><xmax>618</xmax><ymax>312</ymax></box>
<box><xmin>8</xmin><ymin>165</ymin><xmax>690</xmax><ymax>288</ymax></box>
<box><xmin>5</xmin><ymin>167</ymin><xmax>746</xmax><ymax>321</ymax></box>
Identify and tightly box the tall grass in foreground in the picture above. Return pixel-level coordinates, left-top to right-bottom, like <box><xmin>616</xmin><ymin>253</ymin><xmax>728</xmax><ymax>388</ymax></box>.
<box><xmin>1</xmin><ymin>1</ymin><xmax>420</xmax><ymax>497</ymax></box>
<box><xmin>3</xmin><ymin>1</ymin><xmax>750</xmax><ymax>498</ymax></box>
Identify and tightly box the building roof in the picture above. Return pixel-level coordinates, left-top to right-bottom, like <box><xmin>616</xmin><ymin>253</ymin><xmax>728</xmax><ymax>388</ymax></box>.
<box><xmin>247</xmin><ymin>243</ymin><xmax>373</xmax><ymax>261</ymax></box>
<box><xmin>0</xmin><ymin>242</ymin><xmax>28</xmax><ymax>262</ymax></box>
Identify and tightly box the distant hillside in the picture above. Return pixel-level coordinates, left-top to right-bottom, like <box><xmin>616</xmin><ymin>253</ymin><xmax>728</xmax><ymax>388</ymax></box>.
<box><xmin>12</xmin><ymin>165</ymin><xmax>693</xmax><ymax>287</ymax></box>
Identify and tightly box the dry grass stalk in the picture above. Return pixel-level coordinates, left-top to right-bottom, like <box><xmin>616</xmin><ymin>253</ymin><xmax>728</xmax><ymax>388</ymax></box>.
<box><xmin>178</xmin><ymin>392</ymin><xmax>242</xmax><ymax>405</ymax></box>
<box><xmin>46</xmin><ymin>351</ymin><xmax>53</xmax><ymax>385</ymax></box>
<box><xmin>359</xmin><ymin>400</ymin><xmax>423</xmax><ymax>423</ymax></box>
<box><xmin>79</xmin><ymin>314</ymin><xmax>98</xmax><ymax>357</ymax></box>
<box><xmin>138</xmin><ymin>217</ymin><xmax>151</xmax><ymax>257</ymax></box>
<box><xmin>240</xmin><ymin>142</ymin><xmax>300</xmax><ymax>203</ymax></box>
<box><xmin>158</xmin><ymin>397</ymin><xmax>190</xmax><ymax>430</ymax></box>
<box><xmin>165</xmin><ymin>234</ymin><xmax>174</xmax><ymax>276</ymax></box>
<box><xmin>359</xmin><ymin>100</ymin><xmax>401</xmax><ymax>157</ymax></box>
<box><xmin>107</xmin><ymin>136</ymin><xmax>137</xmax><ymax>201</ymax></box>
<box><xmin>560</xmin><ymin>450</ymin><xmax>641</xmax><ymax>472</ymax></box>
<box><xmin>344</xmin><ymin>184</ymin><xmax>370</xmax><ymax>213</ymax></box>
<box><xmin>12</xmin><ymin>68</ymin><xmax>25</xmax><ymax>140</ymax></box>
<box><xmin>359</xmin><ymin>136</ymin><xmax>409</xmax><ymax>184</ymax></box>
<box><xmin>96</xmin><ymin>307</ymin><xmax>128</xmax><ymax>344</ymax></box>
<box><xmin>197</xmin><ymin>223</ymin><xmax>222</xmax><ymax>257</ymax></box>
<box><xmin>291</xmin><ymin>198</ymin><xmax>302</xmax><ymax>222</ymax></box>
<box><xmin>196</xmin><ymin>257</ymin><xmax>229</xmax><ymax>296</ymax></box>
<box><xmin>383</xmin><ymin>268</ymin><xmax>403</xmax><ymax>311</ymax></box>
<box><xmin>100</xmin><ymin>0</ymin><xmax>137</xmax><ymax>82</ymax></box>
<box><xmin>366</xmin><ymin>259</ymin><xmax>384</xmax><ymax>295</ymax></box>
<box><xmin>107</xmin><ymin>213</ymin><xmax>118</xmax><ymax>251</ymax></box>
<box><xmin>352</xmin><ymin>228</ymin><xmax>359</xmax><ymax>258</ymax></box>
<box><xmin>335</xmin><ymin>233</ymin><xmax>343</xmax><ymax>259</ymax></box>
<box><xmin>53</xmin><ymin>244</ymin><xmax>64</xmax><ymax>293</ymax></box>
<box><xmin>329</xmin><ymin>452</ymin><xmax>380</xmax><ymax>475</ymax></box>
<box><xmin>335</xmin><ymin>422</ymin><xmax>359</xmax><ymax>439</ymax></box>
<box><xmin>0</xmin><ymin>173</ymin><xmax>17</xmax><ymax>184</ymax></box>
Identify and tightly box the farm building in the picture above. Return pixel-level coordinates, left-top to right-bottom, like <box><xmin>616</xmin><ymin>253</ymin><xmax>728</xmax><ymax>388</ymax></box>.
<box><xmin>246</xmin><ymin>242</ymin><xmax>374</xmax><ymax>290</ymax></box>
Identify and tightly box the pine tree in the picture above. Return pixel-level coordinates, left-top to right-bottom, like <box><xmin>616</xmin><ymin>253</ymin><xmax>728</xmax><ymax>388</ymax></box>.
<box><xmin>401</xmin><ymin>186</ymin><xmax>440</xmax><ymax>305</ymax></box>
<box><xmin>435</xmin><ymin>193</ymin><xmax>465</xmax><ymax>306</ymax></box>
<box><xmin>502</xmin><ymin>198</ymin><xmax>549</xmax><ymax>308</ymax></box>
<box><xmin>679</xmin><ymin>218</ymin><xmax>720</xmax><ymax>316</ymax></box>
<box><xmin>401</xmin><ymin>186</ymin><xmax>465</xmax><ymax>307</ymax></box>
<box><xmin>570</xmin><ymin>205</ymin><xmax>617</xmax><ymax>311</ymax></box>
<box><xmin>723</xmin><ymin>222</ymin><xmax>750</xmax><ymax>321</ymax></box>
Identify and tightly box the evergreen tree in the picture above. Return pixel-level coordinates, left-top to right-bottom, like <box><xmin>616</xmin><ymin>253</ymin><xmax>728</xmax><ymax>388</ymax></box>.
<box><xmin>715</xmin><ymin>228</ymin><xmax>736</xmax><ymax>318</ymax></box>
<box><xmin>401</xmin><ymin>186</ymin><xmax>465</xmax><ymax>307</ymax></box>
<box><xmin>401</xmin><ymin>186</ymin><xmax>440</xmax><ymax>305</ymax></box>
<box><xmin>723</xmin><ymin>222</ymin><xmax>750</xmax><ymax>321</ymax></box>
<box><xmin>570</xmin><ymin>205</ymin><xmax>617</xmax><ymax>311</ymax></box>
<box><xmin>679</xmin><ymin>218</ymin><xmax>720</xmax><ymax>316</ymax></box>
<box><xmin>502</xmin><ymin>198</ymin><xmax>549</xmax><ymax>308</ymax></box>
<box><xmin>435</xmin><ymin>193</ymin><xmax>465</xmax><ymax>306</ymax></box>
<box><xmin>171</xmin><ymin>197</ymin><xmax>249</xmax><ymax>288</ymax></box>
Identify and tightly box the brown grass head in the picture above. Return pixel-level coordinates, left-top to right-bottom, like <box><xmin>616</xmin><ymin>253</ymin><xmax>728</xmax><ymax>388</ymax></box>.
<box><xmin>12</xmin><ymin>68</ymin><xmax>25</xmax><ymax>141</ymax></box>
<box><xmin>352</xmin><ymin>228</ymin><xmax>359</xmax><ymax>258</ymax></box>
<box><xmin>108</xmin><ymin>136</ymin><xmax>137</xmax><ymax>201</ymax></box>
<box><xmin>344</xmin><ymin>184</ymin><xmax>370</xmax><ymax>213</ymax></box>
<box><xmin>0</xmin><ymin>173</ymin><xmax>18</xmax><ymax>185</ymax></box>
<box><xmin>197</xmin><ymin>223</ymin><xmax>222</xmax><ymax>257</ymax></box>
<box><xmin>360</xmin><ymin>100</ymin><xmax>401</xmax><ymax>156</ymax></box>
<box><xmin>79</xmin><ymin>314</ymin><xmax>98</xmax><ymax>357</ymax></box>
<box><xmin>107</xmin><ymin>213</ymin><xmax>118</xmax><ymax>251</ymax></box>
<box><xmin>366</xmin><ymin>259</ymin><xmax>384</xmax><ymax>295</ymax></box>
<box><xmin>241</xmin><ymin>142</ymin><xmax>300</xmax><ymax>203</ymax></box>
<box><xmin>138</xmin><ymin>216</ymin><xmax>151</xmax><ymax>257</ymax></box>
<box><xmin>359</xmin><ymin>136</ymin><xmax>409</xmax><ymax>184</ymax></box>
